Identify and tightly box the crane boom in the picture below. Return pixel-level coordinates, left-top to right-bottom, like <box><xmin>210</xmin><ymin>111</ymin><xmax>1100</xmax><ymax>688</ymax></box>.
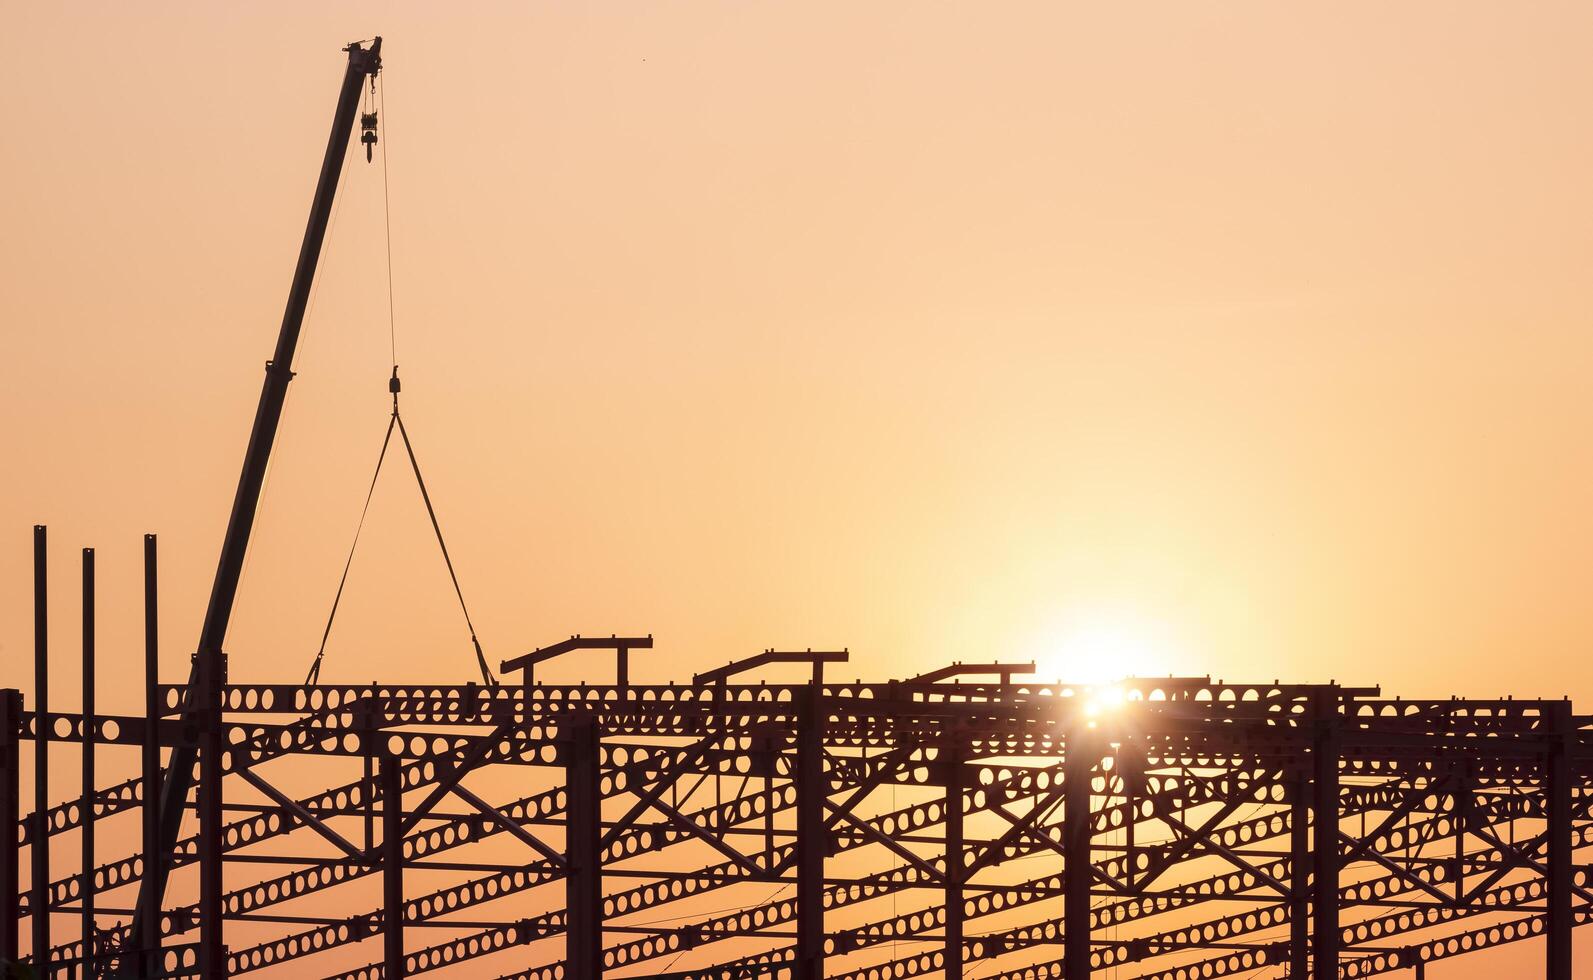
<box><xmin>124</xmin><ymin>37</ymin><xmax>382</xmax><ymax>977</ymax></box>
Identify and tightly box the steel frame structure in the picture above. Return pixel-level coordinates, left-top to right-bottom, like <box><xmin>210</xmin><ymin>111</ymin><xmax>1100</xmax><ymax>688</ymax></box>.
<box><xmin>9</xmin><ymin>34</ymin><xmax>1592</xmax><ymax>980</ymax></box>
<box><xmin>3</xmin><ymin>534</ymin><xmax>1590</xmax><ymax>979</ymax></box>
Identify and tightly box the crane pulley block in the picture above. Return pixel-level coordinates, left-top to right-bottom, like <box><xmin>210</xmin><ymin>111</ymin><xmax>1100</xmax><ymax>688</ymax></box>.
<box><xmin>361</xmin><ymin>111</ymin><xmax>379</xmax><ymax>162</ymax></box>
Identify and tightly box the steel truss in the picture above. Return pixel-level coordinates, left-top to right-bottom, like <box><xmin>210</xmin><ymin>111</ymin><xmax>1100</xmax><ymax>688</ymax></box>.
<box><xmin>3</xmin><ymin>547</ymin><xmax>1590</xmax><ymax>980</ymax></box>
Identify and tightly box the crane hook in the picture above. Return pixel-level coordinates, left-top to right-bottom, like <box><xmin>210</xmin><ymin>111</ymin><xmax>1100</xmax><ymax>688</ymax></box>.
<box><xmin>361</xmin><ymin>110</ymin><xmax>379</xmax><ymax>163</ymax></box>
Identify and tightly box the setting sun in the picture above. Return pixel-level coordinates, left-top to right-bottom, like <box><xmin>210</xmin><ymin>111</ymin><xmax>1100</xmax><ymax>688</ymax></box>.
<box><xmin>5</xmin><ymin>7</ymin><xmax>1590</xmax><ymax>978</ymax></box>
<box><xmin>1024</xmin><ymin>605</ymin><xmax>1184</xmax><ymax>686</ymax></box>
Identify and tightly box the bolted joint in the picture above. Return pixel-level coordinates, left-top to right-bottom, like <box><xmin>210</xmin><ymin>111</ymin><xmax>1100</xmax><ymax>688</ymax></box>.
<box><xmin>518</xmin><ymin>916</ymin><xmax>562</xmax><ymax>942</ymax></box>
<box><xmin>345</xmin><ymin>914</ymin><xmax>374</xmax><ymax>941</ymax></box>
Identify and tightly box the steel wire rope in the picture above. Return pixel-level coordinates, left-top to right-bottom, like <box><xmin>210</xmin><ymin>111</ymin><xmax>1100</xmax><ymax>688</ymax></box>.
<box><xmin>295</xmin><ymin>83</ymin><xmax>381</xmax><ymax>687</ymax></box>
<box><xmin>379</xmin><ymin>71</ymin><xmax>397</xmax><ymax>367</ymax></box>
<box><xmin>301</xmin><ymin>71</ymin><xmax>497</xmax><ymax>687</ymax></box>
<box><xmin>378</xmin><ymin>65</ymin><xmax>497</xmax><ymax>687</ymax></box>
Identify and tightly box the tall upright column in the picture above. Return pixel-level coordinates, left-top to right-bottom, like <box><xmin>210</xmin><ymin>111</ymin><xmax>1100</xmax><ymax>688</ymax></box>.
<box><xmin>566</xmin><ymin>713</ymin><xmax>601</xmax><ymax>980</ymax></box>
<box><xmin>794</xmin><ymin>687</ymin><xmax>824</xmax><ymax>980</ymax></box>
<box><xmin>32</xmin><ymin>525</ymin><xmax>49</xmax><ymax>976</ymax></box>
<box><xmin>80</xmin><ymin>548</ymin><xmax>96</xmax><ymax>972</ymax></box>
<box><xmin>198</xmin><ymin>647</ymin><xmax>225</xmax><ymax>977</ymax></box>
<box><xmin>141</xmin><ymin>534</ymin><xmax>162</xmax><ymax>974</ymax></box>
<box><xmin>1289</xmin><ymin>765</ymin><xmax>1309</xmax><ymax>979</ymax></box>
<box><xmin>1546</xmin><ymin>701</ymin><xmax>1572</xmax><ymax>980</ymax></box>
<box><xmin>1064</xmin><ymin>727</ymin><xmax>1094</xmax><ymax>980</ymax></box>
<box><xmin>943</xmin><ymin>742</ymin><xmax>965</xmax><ymax>979</ymax></box>
<box><xmin>1311</xmin><ymin>691</ymin><xmax>1339</xmax><ymax>980</ymax></box>
<box><xmin>0</xmin><ymin>690</ymin><xmax>20</xmax><ymax>967</ymax></box>
<box><xmin>382</xmin><ymin>753</ymin><xmax>404</xmax><ymax>978</ymax></box>
<box><xmin>362</xmin><ymin>697</ymin><xmax>376</xmax><ymax>855</ymax></box>
<box><xmin>1452</xmin><ymin>763</ymin><xmax>1469</xmax><ymax>905</ymax></box>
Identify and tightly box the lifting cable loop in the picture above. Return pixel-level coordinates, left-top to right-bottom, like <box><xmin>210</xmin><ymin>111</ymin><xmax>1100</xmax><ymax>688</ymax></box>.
<box><xmin>304</xmin><ymin>408</ymin><xmax>396</xmax><ymax>685</ymax></box>
<box><xmin>305</xmin><ymin>366</ymin><xmax>498</xmax><ymax>687</ymax></box>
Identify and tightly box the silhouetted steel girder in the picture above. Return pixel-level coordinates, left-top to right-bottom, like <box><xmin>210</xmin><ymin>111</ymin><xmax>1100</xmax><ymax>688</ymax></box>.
<box><xmin>5</xmin><ymin>674</ymin><xmax>1592</xmax><ymax>979</ymax></box>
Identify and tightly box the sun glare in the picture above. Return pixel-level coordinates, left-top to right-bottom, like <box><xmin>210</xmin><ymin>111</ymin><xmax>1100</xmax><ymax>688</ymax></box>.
<box><xmin>1024</xmin><ymin>607</ymin><xmax>1181</xmax><ymax>688</ymax></box>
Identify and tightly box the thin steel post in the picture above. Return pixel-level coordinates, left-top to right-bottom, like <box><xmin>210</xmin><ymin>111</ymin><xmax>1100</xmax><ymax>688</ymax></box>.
<box><xmin>1453</xmin><ymin>763</ymin><xmax>1468</xmax><ymax>905</ymax></box>
<box><xmin>1311</xmin><ymin>690</ymin><xmax>1339</xmax><ymax>980</ymax></box>
<box><xmin>1064</xmin><ymin>727</ymin><xmax>1093</xmax><ymax>980</ymax></box>
<box><xmin>566</xmin><ymin>714</ymin><xmax>601</xmax><ymax>980</ymax></box>
<box><xmin>1546</xmin><ymin>701</ymin><xmax>1572</xmax><ymax>980</ymax></box>
<box><xmin>0</xmin><ymin>690</ymin><xmax>20</xmax><ymax>967</ymax></box>
<box><xmin>1289</xmin><ymin>766</ymin><xmax>1309</xmax><ymax>979</ymax></box>
<box><xmin>32</xmin><ymin>525</ymin><xmax>49</xmax><ymax>977</ymax></box>
<box><xmin>943</xmin><ymin>743</ymin><xmax>964</xmax><ymax>979</ymax></box>
<box><xmin>80</xmin><ymin>548</ymin><xmax>95</xmax><ymax>973</ymax></box>
<box><xmin>362</xmin><ymin>690</ymin><xmax>375</xmax><ymax>855</ymax></box>
<box><xmin>382</xmin><ymin>754</ymin><xmax>404</xmax><ymax>978</ymax></box>
<box><xmin>795</xmin><ymin>687</ymin><xmax>824</xmax><ymax>980</ymax></box>
<box><xmin>140</xmin><ymin>534</ymin><xmax>161</xmax><ymax>975</ymax></box>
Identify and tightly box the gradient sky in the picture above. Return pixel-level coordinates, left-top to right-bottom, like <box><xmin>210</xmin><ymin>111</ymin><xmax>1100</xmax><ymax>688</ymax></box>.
<box><xmin>3</xmin><ymin>5</ymin><xmax>1592</xmax><ymax>973</ymax></box>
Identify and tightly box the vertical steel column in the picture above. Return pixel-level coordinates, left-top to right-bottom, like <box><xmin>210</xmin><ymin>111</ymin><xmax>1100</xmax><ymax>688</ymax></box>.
<box><xmin>32</xmin><ymin>525</ymin><xmax>49</xmax><ymax>977</ymax></box>
<box><xmin>362</xmin><ymin>692</ymin><xmax>375</xmax><ymax>855</ymax></box>
<box><xmin>1452</xmin><ymin>763</ymin><xmax>1468</xmax><ymax>905</ymax></box>
<box><xmin>198</xmin><ymin>649</ymin><xmax>225</xmax><ymax>977</ymax></box>
<box><xmin>943</xmin><ymin>743</ymin><xmax>964</xmax><ymax>979</ymax></box>
<box><xmin>80</xmin><ymin>548</ymin><xmax>96</xmax><ymax>974</ymax></box>
<box><xmin>1064</xmin><ymin>727</ymin><xmax>1093</xmax><ymax>980</ymax></box>
<box><xmin>1289</xmin><ymin>765</ymin><xmax>1309</xmax><ymax>979</ymax></box>
<box><xmin>141</xmin><ymin>534</ymin><xmax>161</xmax><ymax>976</ymax></box>
<box><xmin>566</xmin><ymin>714</ymin><xmax>601</xmax><ymax>980</ymax></box>
<box><xmin>382</xmin><ymin>753</ymin><xmax>404</xmax><ymax>979</ymax></box>
<box><xmin>1546</xmin><ymin>701</ymin><xmax>1572</xmax><ymax>980</ymax></box>
<box><xmin>1311</xmin><ymin>691</ymin><xmax>1339</xmax><ymax>980</ymax></box>
<box><xmin>795</xmin><ymin>687</ymin><xmax>824</xmax><ymax>980</ymax></box>
<box><xmin>0</xmin><ymin>690</ymin><xmax>20</xmax><ymax>967</ymax></box>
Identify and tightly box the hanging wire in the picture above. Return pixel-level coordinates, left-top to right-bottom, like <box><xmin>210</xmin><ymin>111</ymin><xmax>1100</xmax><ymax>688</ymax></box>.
<box><xmin>303</xmin><ymin>71</ymin><xmax>498</xmax><ymax>688</ymax></box>
<box><xmin>379</xmin><ymin>71</ymin><xmax>397</xmax><ymax>367</ymax></box>
<box><xmin>393</xmin><ymin>402</ymin><xmax>498</xmax><ymax>687</ymax></box>
<box><xmin>304</xmin><ymin>409</ymin><xmax>397</xmax><ymax>685</ymax></box>
<box><xmin>304</xmin><ymin>371</ymin><xmax>497</xmax><ymax>687</ymax></box>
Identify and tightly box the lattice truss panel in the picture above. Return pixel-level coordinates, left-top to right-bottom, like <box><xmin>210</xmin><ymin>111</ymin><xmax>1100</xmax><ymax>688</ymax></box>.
<box><xmin>3</xmin><ymin>663</ymin><xmax>1589</xmax><ymax>979</ymax></box>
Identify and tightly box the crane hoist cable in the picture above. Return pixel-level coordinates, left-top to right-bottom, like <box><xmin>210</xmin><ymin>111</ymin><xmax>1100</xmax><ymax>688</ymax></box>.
<box><xmin>304</xmin><ymin>84</ymin><xmax>496</xmax><ymax>688</ymax></box>
<box><xmin>304</xmin><ymin>367</ymin><xmax>497</xmax><ymax>687</ymax></box>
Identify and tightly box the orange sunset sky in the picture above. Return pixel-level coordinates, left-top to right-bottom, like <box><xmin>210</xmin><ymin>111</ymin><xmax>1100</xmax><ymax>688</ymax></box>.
<box><xmin>3</xmin><ymin>5</ymin><xmax>1592</xmax><ymax>975</ymax></box>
